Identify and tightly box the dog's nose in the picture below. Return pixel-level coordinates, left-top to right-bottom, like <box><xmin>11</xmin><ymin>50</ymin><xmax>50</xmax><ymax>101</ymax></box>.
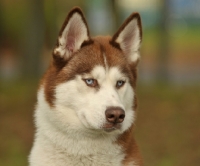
<box><xmin>105</xmin><ymin>107</ymin><xmax>125</xmax><ymax>123</ymax></box>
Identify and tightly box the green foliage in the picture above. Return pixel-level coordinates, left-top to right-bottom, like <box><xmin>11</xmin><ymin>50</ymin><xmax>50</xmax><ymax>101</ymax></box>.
<box><xmin>0</xmin><ymin>1</ymin><xmax>29</xmax><ymax>43</ymax></box>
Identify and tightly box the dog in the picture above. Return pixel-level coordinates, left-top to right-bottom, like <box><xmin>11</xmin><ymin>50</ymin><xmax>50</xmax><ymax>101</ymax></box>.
<box><xmin>29</xmin><ymin>7</ymin><xmax>143</xmax><ymax>166</ymax></box>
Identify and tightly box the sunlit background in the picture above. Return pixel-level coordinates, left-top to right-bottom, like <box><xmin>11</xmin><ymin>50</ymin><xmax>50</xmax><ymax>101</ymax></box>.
<box><xmin>0</xmin><ymin>0</ymin><xmax>200</xmax><ymax>166</ymax></box>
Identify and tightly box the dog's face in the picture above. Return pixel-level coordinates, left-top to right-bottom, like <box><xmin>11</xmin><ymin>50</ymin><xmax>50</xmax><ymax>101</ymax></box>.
<box><xmin>40</xmin><ymin>7</ymin><xmax>142</xmax><ymax>136</ymax></box>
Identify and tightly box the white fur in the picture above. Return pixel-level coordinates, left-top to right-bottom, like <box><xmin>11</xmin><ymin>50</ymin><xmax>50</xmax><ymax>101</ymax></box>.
<box><xmin>29</xmin><ymin>66</ymin><xmax>136</xmax><ymax>166</ymax></box>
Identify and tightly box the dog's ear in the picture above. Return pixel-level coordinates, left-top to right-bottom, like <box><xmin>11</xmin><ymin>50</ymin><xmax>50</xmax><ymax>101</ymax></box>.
<box><xmin>110</xmin><ymin>13</ymin><xmax>142</xmax><ymax>64</ymax></box>
<box><xmin>53</xmin><ymin>7</ymin><xmax>90</xmax><ymax>61</ymax></box>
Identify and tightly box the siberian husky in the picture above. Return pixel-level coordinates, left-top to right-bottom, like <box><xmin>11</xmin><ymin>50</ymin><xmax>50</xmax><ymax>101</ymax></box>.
<box><xmin>29</xmin><ymin>7</ymin><xmax>143</xmax><ymax>166</ymax></box>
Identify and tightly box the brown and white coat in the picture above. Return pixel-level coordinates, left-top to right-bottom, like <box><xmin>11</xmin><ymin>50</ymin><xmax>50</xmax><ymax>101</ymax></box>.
<box><xmin>29</xmin><ymin>7</ymin><xmax>143</xmax><ymax>166</ymax></box>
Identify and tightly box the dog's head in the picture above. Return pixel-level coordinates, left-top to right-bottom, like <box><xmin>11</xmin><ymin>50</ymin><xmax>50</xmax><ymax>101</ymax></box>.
<box><xmin>40</xmin><ymin>7</ymin><xmax>142</xmax><ymax>136</ymax></box>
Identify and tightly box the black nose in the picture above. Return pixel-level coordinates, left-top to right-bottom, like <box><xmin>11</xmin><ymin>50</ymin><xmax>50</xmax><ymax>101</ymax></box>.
<box><xmin>105</xmin><ymin>107</ymin><xmax>125</xmax><ymax>124</ymax></box>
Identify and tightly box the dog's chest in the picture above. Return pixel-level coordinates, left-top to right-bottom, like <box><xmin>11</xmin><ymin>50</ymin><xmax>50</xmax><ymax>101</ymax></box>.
<box><xmin>34</xmin><ymin>136</ymin><xmax>125</xmax><ymax>166</ymax></box>
<box><xmin>53</xmin><ymin>151</ymin><xmax>124</xmax><ymax>166</ymax></box>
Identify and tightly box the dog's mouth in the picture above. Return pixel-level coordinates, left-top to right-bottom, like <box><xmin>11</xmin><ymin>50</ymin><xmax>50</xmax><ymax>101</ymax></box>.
<box><xmin>102</xmin><ymin>123</ymin><xmax>122</xmax><ymax>132</ymax></box>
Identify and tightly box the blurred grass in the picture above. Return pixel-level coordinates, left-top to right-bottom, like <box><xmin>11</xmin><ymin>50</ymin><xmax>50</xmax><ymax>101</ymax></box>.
<box><xmin>136</xmin><ymin>83</ymin><xmax>200</xmax><ymax>166</ymax></box>
<box><xmin>0</xmin><ymin>81</ymin><xmax>200</xmax><ymax>166</ymax></box>
<box><xmin>0</xmin><ymin>80</ymin><xmax>37</xmax><ymax>166</ymax></box>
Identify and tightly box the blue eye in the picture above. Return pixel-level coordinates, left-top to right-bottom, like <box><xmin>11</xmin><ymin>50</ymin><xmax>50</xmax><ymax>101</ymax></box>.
<box><xmin>85</xmin><ymin>79</ymin><xmax>94</xmax><ymax>85</ymax></box>
<box><xmin>116</xmin><ymin>80</ymin><xmax>125</xmax><ymax>88</ymax></box>
<box><xmin>83</xmin><ymin>79</ymin><xmax>98</xmax><ymax>87</ymax></box>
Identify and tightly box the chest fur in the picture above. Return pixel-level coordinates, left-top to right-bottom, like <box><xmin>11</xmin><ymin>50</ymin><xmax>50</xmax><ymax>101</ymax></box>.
<box><xmin>30</xmin><ymin>133</ymin><xmax>125</xmax><ymax>166</ymax></box>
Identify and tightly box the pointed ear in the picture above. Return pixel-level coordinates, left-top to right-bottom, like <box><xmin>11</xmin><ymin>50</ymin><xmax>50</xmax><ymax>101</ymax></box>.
<box><xmin>110</xmin><ymin>13</ymin><xmax>142</xmax><ymax>63</ymax></box>
<box><xmin>53</xmin><ymin>7</ymin><xmax>91</xmax><ymax>60</ymax></box>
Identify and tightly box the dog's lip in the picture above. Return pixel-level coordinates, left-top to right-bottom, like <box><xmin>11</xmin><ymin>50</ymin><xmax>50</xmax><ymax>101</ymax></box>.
<box><xmin>102</xmin><ymin>123</ymin><xmax>121</xmax><ymax>132</ymax></box>
<box><xmin>103</xmin><ymin>127</ymin><xmax>116</xmax><ymax>132</ymax></box>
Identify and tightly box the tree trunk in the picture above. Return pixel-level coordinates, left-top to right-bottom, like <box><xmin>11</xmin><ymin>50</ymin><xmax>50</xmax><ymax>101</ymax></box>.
<box><xmin>157</xmin><ymin>0</ymin><xmax>171</xmax><ymax>82</ymax></box>
<box><xmin>20</xmin><ymin>0</ymin><xmax>45</xmax><ymax>79</ymax></box>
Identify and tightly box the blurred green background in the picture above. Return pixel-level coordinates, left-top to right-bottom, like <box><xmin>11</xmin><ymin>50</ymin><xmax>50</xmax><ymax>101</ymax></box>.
<box><xmin>0</xmin><ymin>0</ymin><xmax>200</xmax><ymax>166</ymax></box>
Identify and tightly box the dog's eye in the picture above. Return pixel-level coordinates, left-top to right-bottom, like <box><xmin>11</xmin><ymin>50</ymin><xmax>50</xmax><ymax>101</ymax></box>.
<box><xmin>83</xmin><ymin>79</ymin><xmax>98</xmax><ymax>87</ymax></box>
<box><xmin>116</xmin><ymin>80</ymin><xmax>125</xmax><ymax>88</ymax></box>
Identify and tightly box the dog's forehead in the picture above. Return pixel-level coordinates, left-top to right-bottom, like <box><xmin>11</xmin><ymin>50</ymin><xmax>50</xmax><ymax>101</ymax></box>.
<box><xmin>93</xmin><ymin>36</ymin><xmax>129</xmax><ymax>70</ymax></box>
<box><xmin>85</xmin><ymin>65</ymin><xmax>126</xmax><ymax>81</ymax></box>
<box><xmin>58</xmin><ymin>36</ymin><xmax>130</xmax><ymax>80</ymax></box>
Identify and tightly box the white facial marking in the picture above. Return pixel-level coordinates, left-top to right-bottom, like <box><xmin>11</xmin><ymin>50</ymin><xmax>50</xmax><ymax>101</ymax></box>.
<box><xmin>102</xmin><ymin>53</ymin><xmax>108</xmax><ymax>71</ymax></box>
<box><xmin>54</xmin><ymin>65</ymin><xmax>135</xmax><ymax>133</ymax></box>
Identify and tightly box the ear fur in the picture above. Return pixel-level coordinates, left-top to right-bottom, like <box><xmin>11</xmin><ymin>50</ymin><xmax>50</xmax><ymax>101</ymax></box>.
<box><xmin>53</xmin><ymin>7</ymin><xmax>91</xmax><ymax>60</ymax></box>
<box><xmin>110</xmin><ymin>13</ymin><xmax>142</xmax><ymax>63</ymax></box>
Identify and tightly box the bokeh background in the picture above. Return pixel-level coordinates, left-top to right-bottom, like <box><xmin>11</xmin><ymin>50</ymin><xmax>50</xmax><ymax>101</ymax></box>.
<box><xmin>0</xmin><ymin>0</ymin><xmax>200</xmax><ymax>165</ymax></box>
